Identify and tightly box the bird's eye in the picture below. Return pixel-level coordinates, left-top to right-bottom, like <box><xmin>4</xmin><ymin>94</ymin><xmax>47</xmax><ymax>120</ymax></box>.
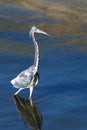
<box><xmin>35</xmin><ymin>28</ymin><xmax>37</xmax><ymax>31</ymax></box>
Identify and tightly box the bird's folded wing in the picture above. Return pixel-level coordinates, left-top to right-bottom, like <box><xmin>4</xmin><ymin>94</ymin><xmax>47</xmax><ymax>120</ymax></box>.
<box><xmin>18</xmin><ymin>71</ymin><xmax>32</xmax><ymax>85</ymax></box>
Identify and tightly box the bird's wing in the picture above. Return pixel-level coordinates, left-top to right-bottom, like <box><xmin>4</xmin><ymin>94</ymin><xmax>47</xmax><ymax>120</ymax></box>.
<box><xmin>11</xmin><ymin>66</ymin><xmax>37</xmax><ymax>88</ymax></box>
<box><xmin>16</xmin><ymin>69</ymin><xmax>33</xmax><ymax>87</ymax></box>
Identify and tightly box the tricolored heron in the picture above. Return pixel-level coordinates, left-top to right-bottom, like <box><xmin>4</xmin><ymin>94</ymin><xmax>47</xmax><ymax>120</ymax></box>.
<box><xmin>10</xmin><ymin>26</ymin><xmax>50</xmax><ymax>98</ymax></box>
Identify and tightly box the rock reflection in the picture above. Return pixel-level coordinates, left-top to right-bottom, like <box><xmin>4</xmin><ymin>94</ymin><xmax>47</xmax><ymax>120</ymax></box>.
<box><xmin>13</xmin><ymin>95</ymin><xmax>42</xmax><ymax>130</ymax></box>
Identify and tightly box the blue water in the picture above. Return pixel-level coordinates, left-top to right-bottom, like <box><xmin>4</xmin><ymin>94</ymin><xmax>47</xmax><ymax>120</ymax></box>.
<box><xmin>0</xmin><ymin>1</ymin><xmax>87</xmax><ymax>130</ymax></box>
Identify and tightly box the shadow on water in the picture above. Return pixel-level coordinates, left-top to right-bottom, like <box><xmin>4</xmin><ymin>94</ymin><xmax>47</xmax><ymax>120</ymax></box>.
<box><xmin>1</xmin><ymin>0</ymin><xmax>87</xmax><ymax>36</ymax></box>
<box><xmin>13</xmin><ymin>95</ymin><xmax>42</xmax><ymax>130</ymax></box>
<box><xmin>1</xmin><ymin>0</ymin><xmax>87</xmax><ymax>55</ymax></box>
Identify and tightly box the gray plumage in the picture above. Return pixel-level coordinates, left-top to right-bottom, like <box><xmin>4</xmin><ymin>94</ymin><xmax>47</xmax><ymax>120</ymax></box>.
<box><xmin>10</xmin><ymin>26</ymin><xmax>50</xmax><ymax>98</ymax></box>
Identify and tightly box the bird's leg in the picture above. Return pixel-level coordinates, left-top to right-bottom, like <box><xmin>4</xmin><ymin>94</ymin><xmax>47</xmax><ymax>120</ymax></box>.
<box><xmin>29</xmin><ymin>98</ymin><xmax>33</xmax><ymax>106</ymax></box>
<box><xmin>14</xmin><ymin>88</ymin><xmax>23</xmax><ymax>95</ymax></box>
<box><xmin>29</xmin><ymin>87</ymin><xmax>33</xmax><ymax>98</ymax></box>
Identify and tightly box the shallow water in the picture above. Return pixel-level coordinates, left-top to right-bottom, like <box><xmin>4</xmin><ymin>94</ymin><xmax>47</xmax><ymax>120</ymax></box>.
<box><xmin>0</xmin><ymin>1</ymin><xmax>87</xmax><ymax>130</ymax></box>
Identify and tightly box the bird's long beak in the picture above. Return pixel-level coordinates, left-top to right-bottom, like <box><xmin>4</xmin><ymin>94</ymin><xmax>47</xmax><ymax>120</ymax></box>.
<box><xmin>37</xmin><ymin>29</ymin><xmax>51</xmax><ymax>37</ymax></box>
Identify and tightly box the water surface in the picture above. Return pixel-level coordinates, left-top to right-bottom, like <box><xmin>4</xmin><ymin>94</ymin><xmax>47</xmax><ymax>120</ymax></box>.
<box><xmin>0</xmin><ymin>1</ymin><xmax>87</xmax><ymax>130</ymax></box>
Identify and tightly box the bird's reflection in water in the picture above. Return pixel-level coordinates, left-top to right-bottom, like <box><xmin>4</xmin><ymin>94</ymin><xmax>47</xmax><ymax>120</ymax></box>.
<box><xmin>13</xmin><ymin>95</ymin><xmax>42</xmax><ymax>130</ymax></box>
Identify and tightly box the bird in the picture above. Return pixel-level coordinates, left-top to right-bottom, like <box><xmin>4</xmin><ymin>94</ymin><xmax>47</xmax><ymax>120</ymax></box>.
<box><xmin>10</xmin><ymin>26</ymin><xmax>50</xmax><ymax>98</ymax></box>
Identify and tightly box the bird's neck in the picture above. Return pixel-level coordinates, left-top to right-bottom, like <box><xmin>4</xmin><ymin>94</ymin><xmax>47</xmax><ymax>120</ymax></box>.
<box><xmin>32</xmin><ymin>33</ymin><xmax>39</xmax><ymax>70</ymax></box>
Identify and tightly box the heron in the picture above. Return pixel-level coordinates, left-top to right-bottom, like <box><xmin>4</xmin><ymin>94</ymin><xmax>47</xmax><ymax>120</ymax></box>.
<box><xmin>10</xmin><ymin>26</ymin><xmax>50</xmax><ymax>98</ymax></box>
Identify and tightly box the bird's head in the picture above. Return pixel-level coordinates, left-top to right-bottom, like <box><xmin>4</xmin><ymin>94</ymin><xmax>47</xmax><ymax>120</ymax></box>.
<box><xmin>29</xmin><ymin>26</ymin><xmax>50</xmax><ymax>37</ymax></box>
